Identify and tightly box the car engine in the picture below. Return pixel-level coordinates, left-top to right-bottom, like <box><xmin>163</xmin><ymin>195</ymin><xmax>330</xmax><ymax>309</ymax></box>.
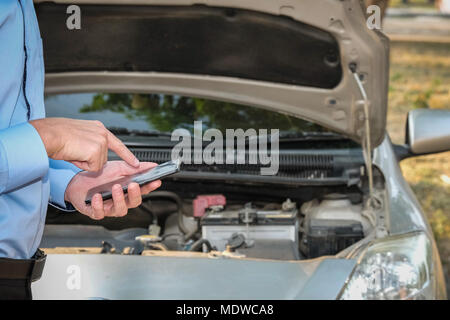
<box><xmin>42</xmin><ymin>188</ymin><xmax>375</xmax><ymax>261</ymax></box>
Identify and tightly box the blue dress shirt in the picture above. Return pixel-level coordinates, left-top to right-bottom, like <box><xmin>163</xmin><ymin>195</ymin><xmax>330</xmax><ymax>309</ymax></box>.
<box><xmin>0</xmin><ymin>0</ymin><xmax>81</xmax><ymax>259</ymax></box>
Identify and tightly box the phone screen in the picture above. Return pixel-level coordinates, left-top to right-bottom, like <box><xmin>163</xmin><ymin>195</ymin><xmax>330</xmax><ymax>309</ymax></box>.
<box><xmin>85</xmin><ymin>159</ymin><xmax>181</xmax><ymax>205</ymax></box>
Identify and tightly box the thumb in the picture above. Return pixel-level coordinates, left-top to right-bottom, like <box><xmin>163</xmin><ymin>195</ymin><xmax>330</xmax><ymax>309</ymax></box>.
<box><xmin>70</xmin><ymin>160</ymin><xmax>101</xmax><ymax>172</ymax></box>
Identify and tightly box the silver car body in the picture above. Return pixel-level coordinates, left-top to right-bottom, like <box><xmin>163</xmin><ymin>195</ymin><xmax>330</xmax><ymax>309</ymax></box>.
<box><xmin>31</xmin><ymin>0</ymin><xmax>447</xmax><ymax>299</ymax></box>
<box><xmin>32</xmin><ymin>134</ymin><xmax>446</xmax><ymax>299</ymax></box>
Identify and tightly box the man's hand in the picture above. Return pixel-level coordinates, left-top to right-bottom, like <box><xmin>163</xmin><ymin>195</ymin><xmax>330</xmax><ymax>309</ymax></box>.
<box><xmin>30</xmin><ymin>118</ymin><xmax>139</xmax><ymax>171</ymax></box>
<box><xmin>64</xmin><ymin>161</ymin><xmax>162</xmax><ymax>219</ymax></box>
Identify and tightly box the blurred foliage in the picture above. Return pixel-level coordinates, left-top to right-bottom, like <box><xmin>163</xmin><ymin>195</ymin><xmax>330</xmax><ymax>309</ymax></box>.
<box><xmin>387</xmin><ymin>42</ymin><xmax>450</xmax><ymax>143</ymax></box>
<box><xmin>412</xmin><ymin>79</ymin><xmax>442</xmax><ymax>109</ymax></box>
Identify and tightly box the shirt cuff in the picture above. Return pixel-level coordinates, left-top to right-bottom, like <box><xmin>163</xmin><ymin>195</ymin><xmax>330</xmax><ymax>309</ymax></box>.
<box><xmin>0</xmin><ymin>122</ymin><xmax>49</xmax><ymax>193</ymax></box>
<box><xmin>48</xmin><ymin>159</ymin><xmax>82</xmax><ymax>211</ymax></box>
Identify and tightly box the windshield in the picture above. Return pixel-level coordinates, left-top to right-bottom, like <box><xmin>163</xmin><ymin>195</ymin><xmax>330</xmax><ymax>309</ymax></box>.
<box><xmin>44</xmin><ymin>93</ymin><xmax>332</xmax><ymax>136</ymax></box>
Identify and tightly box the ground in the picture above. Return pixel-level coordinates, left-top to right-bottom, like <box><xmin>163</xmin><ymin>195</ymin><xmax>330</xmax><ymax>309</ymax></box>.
<box><xmin>390</xmin><ymin>0</ymin><xmax>440</xmax><ymax>9</ymax></box>
<box><xmin>386</xmin><ymin>40</ymin><xmax>450</xmax><ymax>297</ymax></box>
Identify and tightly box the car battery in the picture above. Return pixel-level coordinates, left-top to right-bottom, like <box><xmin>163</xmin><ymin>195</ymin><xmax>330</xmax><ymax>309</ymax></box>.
<box><xmin>200</xmin><ymin>199</ymin><xmax>299</xmax><ymax>252</ymax></box>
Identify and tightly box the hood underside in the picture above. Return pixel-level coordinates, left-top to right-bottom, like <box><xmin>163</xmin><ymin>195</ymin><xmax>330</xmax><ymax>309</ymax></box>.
<box><xmin>35</xmin><ymin>0</ymin><xmax>390</xmax><ymax>148</ymax></box>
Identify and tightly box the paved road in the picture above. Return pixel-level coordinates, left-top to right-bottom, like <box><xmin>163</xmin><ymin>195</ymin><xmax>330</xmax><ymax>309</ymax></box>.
<box><xmin>383</xmin><ymin>8</ymin><xmax>450</xmax><ymax>42</ymax></box>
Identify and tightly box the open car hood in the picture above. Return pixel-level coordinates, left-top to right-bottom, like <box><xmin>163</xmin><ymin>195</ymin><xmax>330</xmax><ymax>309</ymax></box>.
<box><xmin>35</xmin><ymin>0</ymin><xmax>390</xmax><ymax>148</ymax></box>
<box><xmin>32</xmin><ymin>252</ymin><xmax>356</xmax><ymax>299</ymax></box>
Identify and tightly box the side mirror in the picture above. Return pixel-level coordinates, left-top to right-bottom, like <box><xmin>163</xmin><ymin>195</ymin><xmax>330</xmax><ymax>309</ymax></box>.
<box><xmin>394</xmin><ymin>109</ymin><xmax>450</xmax><ymax>161</ymax></box>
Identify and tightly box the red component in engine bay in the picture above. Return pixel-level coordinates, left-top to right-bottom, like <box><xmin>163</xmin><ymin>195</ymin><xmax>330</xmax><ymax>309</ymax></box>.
<box><xmin>193</xmin><ymin>194</ymin><xmax>226</xmax><ymax>217</ymax></box>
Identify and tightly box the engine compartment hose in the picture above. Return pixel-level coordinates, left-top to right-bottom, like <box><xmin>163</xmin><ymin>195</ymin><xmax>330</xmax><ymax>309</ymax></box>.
<box><xmin>189</xmin><ymin>239</ymin><xmax>213</xmax><ymax>252</ymax></box>
<box><xmin>142</xmin><ymin>191</ymin><xmax>196</xmax><ymax>239</ymax></box>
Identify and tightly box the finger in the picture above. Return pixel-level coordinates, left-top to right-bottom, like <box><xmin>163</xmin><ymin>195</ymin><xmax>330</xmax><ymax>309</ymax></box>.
<box><xmin>91</xmin><ymin>193</ymin><xmax>106</xmax><ymax>220</ymax></box>
<box><xmin>69</xmin><ymin>160</ymin><xmax>91</xmax><ymax>171</ymax></box>
<box><xmin>140</xmin><ymin>180</ymin><xmax>162</xmax><ymax>195</ymax></box>
<box><xmin>100</xmin><ymin>138</ymin><xmax>108</xmax><ymax>170</ymax></box>
<box><xmin>126</xmin><ymin>183</ymin><xmax>142</xmax><ymax>208</ymax></box>
<box><xmin>72</xmin><ymin>156</ymin><xmax>104</xmax><ymax>172</ymax></box>
<box><xmin>102</xmin><ymin>200</ymin><xmax>114</xmax><ymax>216</ymax></box>
<box><xmin>106</xmin><ymin>130</ymin><xmax>140</xmax><ymax>168</ymax></box>
<box><xmin>75</xmin><ymin>200</ymin><xmax>93</xmax><ymax>218</ymax></box>
<box><xmin>111</xmin><ymin>184</ymin><xmax>128</xmax><ymax>217</ymax></box>
<box><xmin>88</xmin><ymin>138</ymin><xmax>108</xmax><ymax>172</ymax></box>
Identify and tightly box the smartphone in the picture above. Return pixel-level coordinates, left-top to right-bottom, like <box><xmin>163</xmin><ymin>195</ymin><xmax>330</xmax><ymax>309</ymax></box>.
<box><xmin>85</xmin><ymin>159</ymin><xmax>181</xmax><ymax>205</ymax></box>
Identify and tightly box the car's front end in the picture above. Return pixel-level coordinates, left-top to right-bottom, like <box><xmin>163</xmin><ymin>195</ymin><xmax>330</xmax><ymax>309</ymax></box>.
<box><xmin>32</xmin><ymin>0</ymin><xmax>447</xmax><ymax>299</ymax></box>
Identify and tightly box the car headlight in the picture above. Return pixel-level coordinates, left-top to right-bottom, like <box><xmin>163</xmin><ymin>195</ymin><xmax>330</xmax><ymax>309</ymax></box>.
<box><xmin>339</xmin><ymin>232</ymin><xmax>435</xmax><ymax>300</ymax></box>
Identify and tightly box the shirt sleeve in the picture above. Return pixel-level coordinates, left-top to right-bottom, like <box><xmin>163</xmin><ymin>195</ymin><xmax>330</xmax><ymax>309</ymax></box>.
<box><xmin>48</xmin><ymin>159</ymin><xmax>82</xmax><ymax>211</ymax></box>
<box><xmin>0</xmin><ymin>122</ymin><xmax>49</xmax><ymax>194</ymax></box>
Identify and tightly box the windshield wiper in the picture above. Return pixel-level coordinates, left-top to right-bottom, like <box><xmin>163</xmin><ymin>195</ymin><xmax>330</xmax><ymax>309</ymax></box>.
<box><xmin>279</xmin><ymin>131</ymin><xmax>347</xmax><ymax>141</ymax></box>
<box><xmin>109</xmin><ymin>126</ymin><xmax>349</xmax><ymax>147</ymax></box>
<box><xmin>246</xmin><ymin>131</ymin><xmax>347</xmax><ymax>143</ymax></box>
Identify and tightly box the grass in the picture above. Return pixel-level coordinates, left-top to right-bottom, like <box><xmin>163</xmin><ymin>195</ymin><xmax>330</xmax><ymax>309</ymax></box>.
<box><xmin>387</xmin><ymin>41</ymin><xmax>450</xmax><ymax>294</ymax></box>
<box><xmin>387</xmin><ymin>42</ymin><xmax>450</xmax><ymax>141</ymax></box>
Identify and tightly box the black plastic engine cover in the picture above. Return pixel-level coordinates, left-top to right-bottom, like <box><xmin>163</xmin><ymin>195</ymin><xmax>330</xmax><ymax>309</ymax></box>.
<box><xmin>303</xmin><ymin>219</ymin><xmax>364</xmax><ymax>258</ymax></box>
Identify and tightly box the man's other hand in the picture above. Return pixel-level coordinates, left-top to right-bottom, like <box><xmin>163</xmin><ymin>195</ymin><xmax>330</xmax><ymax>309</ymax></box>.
<box><xmin>30</xmin><ymin>118</ymin><xmax>139</xmax><ymax>171</ymax></box>
<box><xmin>64</xmin><ymin>161</ymin><xmax>162</xmax><ymax>219</ymax></box>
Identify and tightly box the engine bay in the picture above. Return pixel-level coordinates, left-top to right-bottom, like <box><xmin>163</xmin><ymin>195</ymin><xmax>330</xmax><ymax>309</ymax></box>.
<box><xmin>42</xmin><ymin>176</ymin><xmax>384</xmax><ymax>261</ymax></box>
